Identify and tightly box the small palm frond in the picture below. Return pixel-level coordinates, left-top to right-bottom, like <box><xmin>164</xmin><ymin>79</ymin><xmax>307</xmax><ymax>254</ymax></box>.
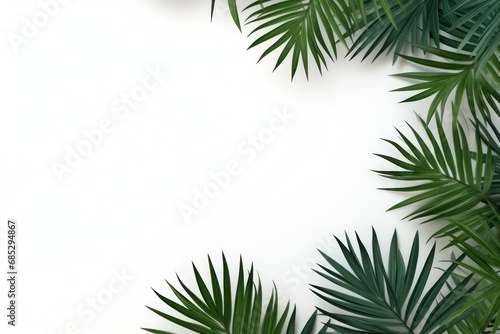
<box><xmin>243</xmin><ymin>0</ymin><xmax>353</xmax><ymax>79</ymax></box>
<box><xmin>143</xmin><ymin>253</ymin><xmax>324</xmax><ymax>334</ymax></box>
<box><xmin>210</xmin><ymin>0</ymin><xmax>499</xmax><ymax>124</ymax></box>
<box><xmin>445</xmin><ymin>222</ymin><xmax>500</xmax><ymax>333</ymax></box>
<box><xmin>391</xmin><ymin>46</ymin><xmax>500</xmax><ymax>123</ymax></box>
<box><xmin>375</xmin><ymin>115</ymin><xmax>500</xmax><ymax>242</ymax></box>
<box><xmin>312</xmin><ymin>228</ymin><xmax>478</xmax><ymax>333</ymax></box>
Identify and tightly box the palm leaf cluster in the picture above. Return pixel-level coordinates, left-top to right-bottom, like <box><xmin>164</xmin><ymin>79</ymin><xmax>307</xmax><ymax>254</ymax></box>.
<box><xmin>145</xmin><ymin>2</ymin><xmax>500</xmax><ymax>333</ymax></box>
<box><xmin>447</xmin><ymin>225</ymin><xmax>500</xmax><ymax>332</ymax></box>
<box><xmin>376</xmin><ymin>115</ymin><xmax>500</xmax><ymax>331</ymax></box>
<box><xmin>375</xmin><ymin>116</ymin><xmax>500</xmax><ymax>238</ymax></box>
<box><xmin>212</xmin><ymin>0</ymin><xmax>499</xmax><ymax>121</ymax></box>
<box><xmin>144</xmin><ymin>230</ymin><xmax>492</xmax><ymax>333</ymax></box>
<box><xmin>143</xmin><ymin>254</ymin><xmax>324</xmax><ymax>334</ymax></box>
<box><xmin>313</xmin><ymin>229</ymin><xmax>477</xmax><ymax>333</ymax></box>
<box><xmin>393</xmin><ymin>46</ymin><xmax>499</xmax><ymax>123</ymax></box>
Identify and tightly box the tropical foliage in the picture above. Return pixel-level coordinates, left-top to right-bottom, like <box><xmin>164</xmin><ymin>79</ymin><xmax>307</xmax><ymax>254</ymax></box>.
<box><xmin>312</xmin><ymin>229</ymin><xmax>477</xmax><ymax>333</ymax></box>
<box><xmin>143</xmin><ymin>230</ymin><xmax>496</xmax><ymax>333</ymax></box>
<box><xmin>143</xmin><ymin>1</ymin><xmax>500</xmax><ymax>333</ymax></box>
<box><xmin>143</xmin><ymin>254</ymin><xmax>325</xmax><ymax>334</ymax></box>
<box><xmin>375</xmin><ymin>115</ymin><xmax>500</xmax><ymax>240</ymax></box>
<box><xmin>375</xmin><ymin>114</ymin><xmax>500</xmax><ymax>331</ymax></box>
<box><xmin>211</xmin><ymin>0</ymin><xmax>499</xmax><ymax>122</ymax></box>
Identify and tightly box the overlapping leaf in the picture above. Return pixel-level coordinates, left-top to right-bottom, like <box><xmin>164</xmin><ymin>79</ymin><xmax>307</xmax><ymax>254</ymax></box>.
<box><xmin>211</xmin><ymin>0</ymin><xmax>242</xmax><ymax>31</ymax></box>
<box><xmin>348</xmin><ymin>0</ymin><xmax>441</xmax><ymax>63</ymax></box>
<box><xmin>143</xmin><ymin>254</ymin><xmax>324</xmax><ymax>334</ymax></box>
<box><xmin>244</xmin><ymin>0</ymin><xmax>353</xmax><ymax>79</ymax></box>
<box><xmin>210</xmin><ymin>0</ymin><xmax>499</xmax><ymax>123</ymax></box>
<box><xmin>392</xmin><ymin>46</ymin><xmax>500</xmax><ymax>123</ymax></box>
<box><xmin>312</xmin><ymin>229</ymin><xmax>478</xmax><ymax>333</ymax></box>
<box><xmin>446</xmin><ymin>0</ymin><xmax>500</xmax><ymax>70</ymax></box>
<box><xmin>209</xmin><ymin>0</ymin><xmax>404</xmax><ymax>79</ymax></box>
<box><xmin>384</xmin><ymin>0</ymin><xmax>499</xmax><ymax>122</ymax></box>
<box><xmin>375</xmin><ymin>115</ymin><xmax>500</xmax><ymax>331</ymax></box>
<box><xmin>375</xmin><ymin>115</ymin><xmax>500</xmax><ymax>241</ymax></box>
<box><xmin>443</xmin><ymin>254</ymin><xmax>499</xmax><ymax>334</ymax></box>
<box><xmin>445</xmin><ymin>222</ymin><xmax>500</xmax><ymax>333</ymax></box>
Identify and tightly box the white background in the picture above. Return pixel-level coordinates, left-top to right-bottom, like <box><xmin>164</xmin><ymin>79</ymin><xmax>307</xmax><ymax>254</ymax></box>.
<box><xmin>1</xmin><ymin>1</ymin><xmax>452</xmax><ymax>333</ymax></box>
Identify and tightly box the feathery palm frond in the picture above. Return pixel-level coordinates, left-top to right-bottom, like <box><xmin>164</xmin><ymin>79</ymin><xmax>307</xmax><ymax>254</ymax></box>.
<box><xmin>445</xmin><ymin>255</ymin><xmax>499</xmax><ymax>334</ymax></box>
<box><xmin>210</xmin><ymin>0</ymin><xmax>499</xmax><ymax>123</ymax></box>
<box><xmin>374</xmin><ymin>0</ymin><xmax>499</xmax><ymax>122</ymax></box>
<box><xmin>446</xmin><ymin>295</ymin><xmax>499</xmax><ymax>334</ymax></box>
<box><xmin>243</xmin><ymin>0</ymin><xmax>353</xmax><ymax>79</ymax></box>
<box><xmin>243</xmin><ymin>0</ymin><xmax>412</xmax><ymax>78</ymax></box>
<box><xmin>375</xmin><ymin>115</ymin><xmax>500</xmax><ymax>242</ymax></box>
<box><xmin>445</xmin><ymin>223</ymin><xmax>500</xmax><ymax>333</ymax></box>
<box><xmin>312</xmin><ymin>228</ymin><xmax>478</xmax><ymax>333</ymax></box>
<box><xmin>354</xmin><ymin>0</ymin><xmax>500</xmax><ymax>122</ymax></box>
<box><xmin>211</xmin><ymin>0</ymin><xmax>402</xmax><ymax>79</ymax></box>
<box><xmin>391</xmin><ymin>46</ymin><xmax>500</xmax><ymax>123</ymax></box>
<box><xmin>446</xmin><ymin>0</ymin><xmax>500</xmax><ymax>70</ymax></box>
<box><xmin>347</xmin><ymin>0</ymin><xmax>443</xmax><ymax>63</ymax></box>
<box><xmin>143</xmin><ymin>253</ymin><xmax>325</xmax><ymax>334</ymax></box>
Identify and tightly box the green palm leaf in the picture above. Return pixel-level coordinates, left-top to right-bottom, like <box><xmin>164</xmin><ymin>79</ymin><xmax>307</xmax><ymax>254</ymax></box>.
<box><xmin>441</xmin><ymin>253</ymin><xmax>499</xmax><ymax>334</ymax></box>
<box><xmin>390</xmin><ymin>1</ymin><xmax>500</xmax><ymax>122</ymax></box>
<box><xmin>477</xmin><ymin>118</ymin><xmax>500</xmax><ymax>203</ymax></box>
<box><xmin>210</xmin><ymin>1</ymin><xmax>499</xmax><ymax>124</ymax></box>
<box><xmin>391</xmin><ymin>45</ymin><xmax>500</xmax><ymax>123</ymax></box>
<box><xmin>212</xmin><ymin>0</ymin><xmax>402</xmax><ymax>78</ymax></box>
<box><xmin>375</xmin><ymin>114</ymin><xmax>500</xmax><ymax>332</ymax></box>
<box><xmin>211</xmin><ymin>0</ymin><xmax>243</xmax><ymax>31</ymax></box>
<box><xmin>347</xmin><ymin>0</ymin><xmax>442</xmax><ymax>63</ymax></box>
<box><xmin>312</xmin><ymin>228</ymin><xmax>478</xmax><ymax>333</ymax></box>
<box><xmin>143</xmin><ymin>253</ymin><xmax>324</xmax><ymax>334</ymax></box>
<box><xmin>375</xmin><ymin>115</ymin><xmax>500</xmax><ymax>242</ymax></box>
<box><xmin>444</xmin><ymin>221</ymin><xmax>500</xmax><ymax>333</ymax></box>
<box><xmin>244</xmin><ymin>0</ymin><xmax>353</xmax><ymax>79</ymax></box>
<box><xmin>446</xmin><ymin>0</ymin><xmax>500</xmax><ymax>70</ymax></box>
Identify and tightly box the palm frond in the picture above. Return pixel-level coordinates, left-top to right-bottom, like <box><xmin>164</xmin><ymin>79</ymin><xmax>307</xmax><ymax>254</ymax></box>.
<box><xmin>243</xmin><ymin>0</ymin><xmax>353</xmax><ymax>79</ymax></box>
<box><xmin>245</xmin><ymin>0</ymin><xmax>414</xmax><ymax>78</ymax></box>
<box><xmin>391</xmin><ymin>45</ymin><xmax>500</xmax><ymax>123</ymax></box>
<box><xmin>347</xmin><ymin>0</ymin><xmax>442</xmax><ymax>63</ymax></box>
<box><xmin>444</xmin><ymin>222</ymin><xmax>500</xmax><ymax>333</ymax></box>
<box><xmin>143</xmin><ymin>253</ymin><xmax>324</xmax><ymax>334</ymax></box>
<box><xmin>210</xmin><ymin>0</ymin><xmax>499</xmax><ymax>124</ymax></box>
<box><xmin>375</xmin><ymin>115</ymin><xmax>500</xmax><ymax>331</ymax></box>
<box><xmin>212</xmin><ymin>0</ymin><xmax>243</xmax><ymax>31</ymax></box>
<box><xmin>375</xmin><ymin>115</ymin><xmax>500</xmax><ymax>241</ymax></box>
<box><xmin>446</xmin><ymin>0</ymin><xmax>500</xmax><ymax>70</ymax></box>
<box><xmin>312</xmin><ymin>228</ymin><xmax>478</xmax><ymax>333</ymax></box>
<box><xmin>390</xmin><ymin>0</ymin><xmax>500</xmax><ymax>122</ymax></box>
<box><xmin>445</xmin><ymin>255</ymin><xmax>499</xmax><ymax>334</ymax></box>
<box><xmin>477</xmin><ymin>118</ymin><xmax>500</xmax><ymax>203</ymax></box>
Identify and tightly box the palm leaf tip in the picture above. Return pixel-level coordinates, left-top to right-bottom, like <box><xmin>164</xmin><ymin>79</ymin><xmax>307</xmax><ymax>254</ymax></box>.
<box><xmin>242</xmin><ymin>0</ymin><xmax>357</xmax><ymax>79</ymax></box>
<box><xmin>376</xmin><ymin>114</ymin><xmax>500</xmax><ymax>231</ymax></box>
